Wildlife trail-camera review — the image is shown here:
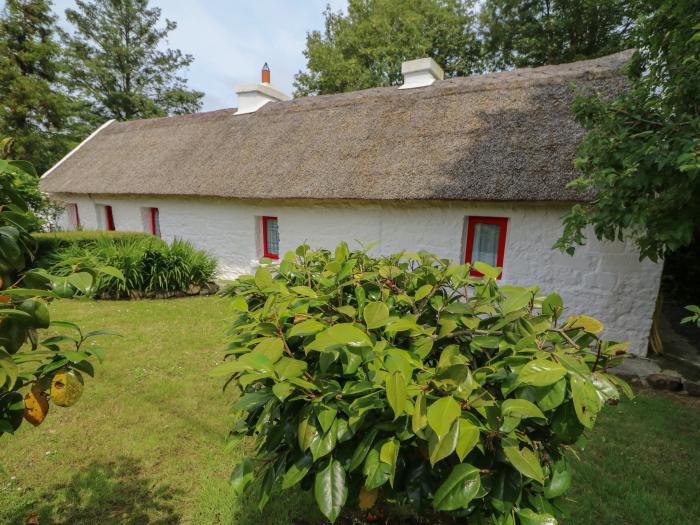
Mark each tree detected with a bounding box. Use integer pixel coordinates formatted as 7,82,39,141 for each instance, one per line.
556,0,700,263
0,155,116,442
479,0,637,69
0,0,82,174
293,0,481,97
62,0,203,121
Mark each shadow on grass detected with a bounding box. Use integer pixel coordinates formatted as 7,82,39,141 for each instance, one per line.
9,456,182,525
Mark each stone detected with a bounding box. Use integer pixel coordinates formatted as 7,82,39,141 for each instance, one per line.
205,281,220,294
187,284,201,296
646,373,683,391
609,356,662,381
683,380,700,397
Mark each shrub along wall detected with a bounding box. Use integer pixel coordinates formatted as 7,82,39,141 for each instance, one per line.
33,231,218,299
218,243,631,525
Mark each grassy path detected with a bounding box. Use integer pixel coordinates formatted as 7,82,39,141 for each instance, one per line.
0,297,698,524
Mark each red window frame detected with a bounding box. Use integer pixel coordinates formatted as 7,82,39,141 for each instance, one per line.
262,216,279,260
67,203,80,229
465,216,508,279
149,207,161,237
105,205,115,231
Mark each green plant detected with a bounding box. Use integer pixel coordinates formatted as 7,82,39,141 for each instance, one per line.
216,243,632,524
0,157,116,443
681,305,700,329
44,234,216,298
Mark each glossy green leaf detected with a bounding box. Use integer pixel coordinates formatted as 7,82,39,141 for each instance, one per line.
386,371,407,419
412,392,428,433
517,508,558,525
282,454,313,489
314,459,348,523
501,399,546,420
325,323,372,347
429,420,459,465
432,463,481,511
427,396,460,438
502,440,544,484
456,418,480,461
289,319,325,337
516,359,567,387
230,459,253,494
363,301,390,329
254,267,274,289
544,458,572,499
570,373,602,429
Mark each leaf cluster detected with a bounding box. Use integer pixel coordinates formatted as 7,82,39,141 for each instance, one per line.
218,243,631,524
556,0,700,261
0,159,116,440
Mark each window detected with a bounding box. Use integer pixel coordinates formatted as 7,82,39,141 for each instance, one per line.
66,203,80,229
465,216,508,278
262,216,279,259
96,204,115,231
148,207,161,237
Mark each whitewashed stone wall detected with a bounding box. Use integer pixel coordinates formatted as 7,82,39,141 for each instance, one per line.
53,194,662,356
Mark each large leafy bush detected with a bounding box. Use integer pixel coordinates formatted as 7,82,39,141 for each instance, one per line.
40,234,217,298
217,243,631,524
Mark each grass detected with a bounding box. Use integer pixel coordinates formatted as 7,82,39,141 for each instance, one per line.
0,297,699,524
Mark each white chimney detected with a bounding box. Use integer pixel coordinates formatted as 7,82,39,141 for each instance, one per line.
235,63,290,115
399,58,444,89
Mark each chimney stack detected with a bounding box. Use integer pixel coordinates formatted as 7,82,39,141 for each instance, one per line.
235,62,290,115
399,58,444,89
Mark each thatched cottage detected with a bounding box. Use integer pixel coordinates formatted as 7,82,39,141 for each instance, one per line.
40,51,662,355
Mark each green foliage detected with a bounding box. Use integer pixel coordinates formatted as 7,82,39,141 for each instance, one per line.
479,0,636,69
33,230,153,268
218,243,631,524
0,1,86,174
62,0,204,121
681,305,700,329
293,0,482,96
44,234,216,298
0,157,113,441
556,0,700,262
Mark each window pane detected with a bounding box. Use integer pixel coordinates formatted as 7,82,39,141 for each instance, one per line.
472,223,500,266
265,218,279,256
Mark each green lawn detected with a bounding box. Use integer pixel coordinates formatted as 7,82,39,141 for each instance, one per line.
0,298,698,524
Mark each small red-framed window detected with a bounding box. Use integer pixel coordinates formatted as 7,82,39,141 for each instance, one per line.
149,207,161,237
105,205,115,231
66,203,80,229
465,216,508,279
262,216,279,259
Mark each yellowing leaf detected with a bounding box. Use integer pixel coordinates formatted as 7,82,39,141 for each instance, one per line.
359,485,379,510
567,315,604,334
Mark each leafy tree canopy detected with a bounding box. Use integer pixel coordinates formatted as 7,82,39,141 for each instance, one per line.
62,0,204,121
293,0,482,97
556,0,700,262
0,0,83,174
479,0,637,69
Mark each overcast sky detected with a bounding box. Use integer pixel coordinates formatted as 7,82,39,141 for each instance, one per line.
51,0,348,111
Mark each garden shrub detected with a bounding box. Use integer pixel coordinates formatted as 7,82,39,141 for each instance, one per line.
216,243,632,524
43,233,217,298
33,230,154,268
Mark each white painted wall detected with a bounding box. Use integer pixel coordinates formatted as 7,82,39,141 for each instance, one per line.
53,194,662,356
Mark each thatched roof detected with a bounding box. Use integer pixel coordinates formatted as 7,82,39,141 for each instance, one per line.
40,51,632,202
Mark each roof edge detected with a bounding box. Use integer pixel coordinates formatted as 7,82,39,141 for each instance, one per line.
41,119,116,180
